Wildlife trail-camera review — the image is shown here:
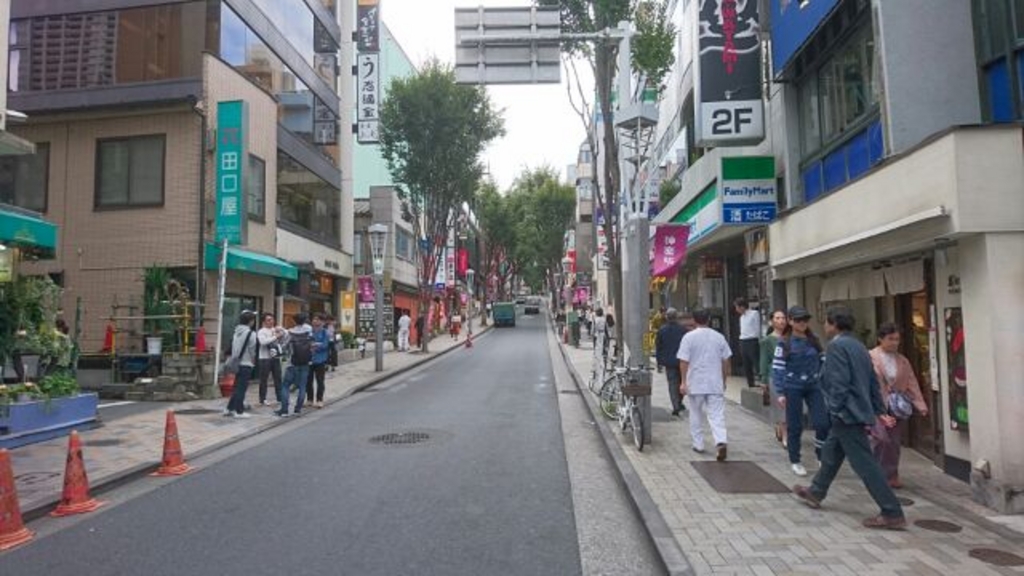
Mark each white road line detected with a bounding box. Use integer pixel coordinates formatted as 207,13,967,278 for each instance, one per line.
98,401,136,409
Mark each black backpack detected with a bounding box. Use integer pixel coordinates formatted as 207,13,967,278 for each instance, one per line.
289,332,313,366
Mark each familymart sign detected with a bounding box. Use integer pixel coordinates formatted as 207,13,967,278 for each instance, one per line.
721,156,776,225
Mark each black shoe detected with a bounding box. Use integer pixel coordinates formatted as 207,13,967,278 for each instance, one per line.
671,409,680,417
716,443,728,461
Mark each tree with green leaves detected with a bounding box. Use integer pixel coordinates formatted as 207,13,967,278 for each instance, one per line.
476,180,519,302
379,60,504,350
536,0,675,345
507,167,576,296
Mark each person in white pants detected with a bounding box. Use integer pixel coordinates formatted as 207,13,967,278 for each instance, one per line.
677,308,733,461
397,310,411,352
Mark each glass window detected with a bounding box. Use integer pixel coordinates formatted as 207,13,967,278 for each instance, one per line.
396,229,412,261
353,232,363,266
799,75,820,153
248,154,266,222
277,151,340,245
8,3,204,93
251,0,315,66
96,135,165,208
803,27,878,151
0,143,49,212
1015,0,1024,41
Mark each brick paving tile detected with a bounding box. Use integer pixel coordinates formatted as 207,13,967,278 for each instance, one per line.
560,340,1024,576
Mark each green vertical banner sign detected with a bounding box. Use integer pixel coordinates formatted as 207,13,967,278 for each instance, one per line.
216,100,248,245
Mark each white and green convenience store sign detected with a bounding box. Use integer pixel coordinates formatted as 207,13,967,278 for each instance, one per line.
670,183,720,246
721,156,776,225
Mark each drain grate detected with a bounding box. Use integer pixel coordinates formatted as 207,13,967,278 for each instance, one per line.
176,408,222,415
897,497,915,507
969,548,1024,567
369,431,431,446
915,519,963,533
559,390,581,395
87,438,122,447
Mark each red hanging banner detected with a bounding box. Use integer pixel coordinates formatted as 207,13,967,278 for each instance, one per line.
652,224,690,279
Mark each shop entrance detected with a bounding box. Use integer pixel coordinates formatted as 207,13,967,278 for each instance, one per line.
894,270,941,463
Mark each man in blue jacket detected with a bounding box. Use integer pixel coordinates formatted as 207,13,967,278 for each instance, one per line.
655,308,687,416
792,306,905,529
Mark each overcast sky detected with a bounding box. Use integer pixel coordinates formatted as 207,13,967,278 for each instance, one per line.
382,0,594,190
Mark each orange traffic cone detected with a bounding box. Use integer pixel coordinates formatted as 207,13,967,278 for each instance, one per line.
151,410,193,477
51,430,104,517
0,449,34,551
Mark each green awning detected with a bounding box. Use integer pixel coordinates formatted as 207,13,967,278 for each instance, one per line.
0,206,58,253
204,243,298,280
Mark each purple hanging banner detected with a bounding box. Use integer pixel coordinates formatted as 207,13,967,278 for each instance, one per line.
652,224,690,279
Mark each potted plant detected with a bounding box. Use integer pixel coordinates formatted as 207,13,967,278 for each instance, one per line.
142,266,174,355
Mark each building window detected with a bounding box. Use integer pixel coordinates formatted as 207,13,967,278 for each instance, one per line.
353,232,363,266
95,135,165,208
974,0,1024,121
801,25,878,155
0,143,49,212
248,154,266,222
277,150,340,245
395,228,414,261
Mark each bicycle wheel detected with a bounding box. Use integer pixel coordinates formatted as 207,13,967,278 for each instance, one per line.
598,377,620,419
617,397,629,432
631,405,644,451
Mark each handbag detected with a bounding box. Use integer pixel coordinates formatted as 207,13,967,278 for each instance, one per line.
887,390,914,420
221,330,254,375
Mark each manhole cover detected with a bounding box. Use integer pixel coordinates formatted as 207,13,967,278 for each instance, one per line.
175,408,221,415
87,438,122,447
915,519,963,533
559,390,581,395
369,432,431,446
969,548,1024,567
897,497,915,507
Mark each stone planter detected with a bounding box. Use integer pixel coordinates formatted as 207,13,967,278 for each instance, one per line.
0,393,100,449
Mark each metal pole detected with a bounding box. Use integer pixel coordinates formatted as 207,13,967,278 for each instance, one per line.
374,272,384,372
212,237,229,390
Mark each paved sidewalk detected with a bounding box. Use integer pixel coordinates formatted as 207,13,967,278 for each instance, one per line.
9,330,485,518
559,338,1024,576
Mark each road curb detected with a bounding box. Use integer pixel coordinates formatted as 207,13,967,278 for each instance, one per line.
552,330,695,576
22,327,491,521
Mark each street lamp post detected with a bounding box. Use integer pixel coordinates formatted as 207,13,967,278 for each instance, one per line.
368,223,388,372
466,268,475,345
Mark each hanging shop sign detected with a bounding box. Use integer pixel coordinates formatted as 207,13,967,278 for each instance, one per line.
356,53,380,144
357,276,375,303
341,291,356,332
744,228,769,266
313,96,338,146
694,0,764,145
652,224,690,279
215,100,248,245
357,292,393,339
721,156,777,225
357,0,381,52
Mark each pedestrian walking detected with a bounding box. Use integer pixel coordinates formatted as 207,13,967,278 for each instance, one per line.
276,313,313,417
792,306,906,530
256,313,286,406
397,310,411,351
677,308,732,461
305,314,330,408
450,312,462,340
772,306,828,477
223,310,257,419
759,309,788,446
591,308,607,360
325,315,339,372
734,298,761,388
655,308,687,416
869,322,929,489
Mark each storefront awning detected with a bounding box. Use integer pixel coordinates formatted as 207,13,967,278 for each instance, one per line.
204,243,298,280
0,206,58,254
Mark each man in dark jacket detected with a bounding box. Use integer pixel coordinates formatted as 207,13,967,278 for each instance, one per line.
792,306,905,530
655,308,688,416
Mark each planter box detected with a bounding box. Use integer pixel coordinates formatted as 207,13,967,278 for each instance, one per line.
0,393,100,449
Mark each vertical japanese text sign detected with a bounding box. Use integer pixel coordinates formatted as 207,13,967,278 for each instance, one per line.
356,53,380,143
216,101,248,245
357,0,380,52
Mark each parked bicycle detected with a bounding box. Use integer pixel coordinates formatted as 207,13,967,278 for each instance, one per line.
597,365,649,451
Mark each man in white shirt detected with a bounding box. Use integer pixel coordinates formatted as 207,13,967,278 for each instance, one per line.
397,310,411,351
678,308,733,461
734,297,761,388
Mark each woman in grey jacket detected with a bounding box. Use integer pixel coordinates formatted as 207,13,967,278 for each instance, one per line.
224,311,258,418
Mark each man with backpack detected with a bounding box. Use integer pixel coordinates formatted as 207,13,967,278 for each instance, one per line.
276,313,314,417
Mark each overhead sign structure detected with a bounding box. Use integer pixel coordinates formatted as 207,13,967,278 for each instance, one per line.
694,0,764,145
215,100,248,245
454,6,561,85
720,156,776,225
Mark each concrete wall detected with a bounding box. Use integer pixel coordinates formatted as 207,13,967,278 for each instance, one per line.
875,0,982,155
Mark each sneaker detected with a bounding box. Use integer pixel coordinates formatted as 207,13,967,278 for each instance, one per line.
716,443,728,462
692,447,705,454
232,412,251,419
792,485,822,509
259,400,269,406
275,412,291,418
221,408,232,417
862,515,907,530
791,463,808,477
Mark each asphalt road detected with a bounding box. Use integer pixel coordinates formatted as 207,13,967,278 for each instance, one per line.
1,314,659,575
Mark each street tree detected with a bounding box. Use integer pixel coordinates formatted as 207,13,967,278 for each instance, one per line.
536,0,674,346
507,167,576,296
476,180,519,302
379,60,505,350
